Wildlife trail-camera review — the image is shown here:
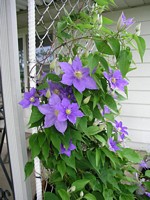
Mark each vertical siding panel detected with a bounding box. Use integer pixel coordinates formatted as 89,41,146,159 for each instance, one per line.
105,5,150,151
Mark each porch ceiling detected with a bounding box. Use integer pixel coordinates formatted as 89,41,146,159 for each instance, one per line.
16,0,150,12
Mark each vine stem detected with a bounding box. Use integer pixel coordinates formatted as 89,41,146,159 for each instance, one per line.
29,36,93,77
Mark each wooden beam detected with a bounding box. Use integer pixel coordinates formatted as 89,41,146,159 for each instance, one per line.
0,0,32,199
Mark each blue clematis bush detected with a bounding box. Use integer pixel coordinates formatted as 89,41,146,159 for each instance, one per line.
19,0,149,199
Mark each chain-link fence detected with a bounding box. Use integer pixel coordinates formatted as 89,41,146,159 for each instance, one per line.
34,0,93,76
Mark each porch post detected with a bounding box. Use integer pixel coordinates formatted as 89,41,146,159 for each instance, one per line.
0,0,32,199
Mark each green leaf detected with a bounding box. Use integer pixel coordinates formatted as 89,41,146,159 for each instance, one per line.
93,106,103,120
99,56,109,72
119,194,134,200
72,179,89,191
45,127,61,151
106,122,113,137
24,161,34,179
96,148,101,167
95,135,106,146
102,147,119,168
38,132,46,147
29,134,41,158
84,193,96,200
87,151,99,171
46,73,61,82
51,132,61,151
57,161,66,178
63,156,76,170
118,50,132,77
133,35,146,62
143,181,150,191
29,118,44,128
93,94,100,109
121,148,142,163
29,106,44,124
103,188,113,200
81,105,93,120
73,88,83,106
105,94,118,113
42,141,50,160
57,21,67,33
115,91,127,101
95,40,113,55
93,74,103,91
88,53,99,73
76,116,87,132
108,37,120,58
60,32,71,39
145,170,150,178
85,126,100,136
102,16,114,25
95,0,111,6
37,82,49,90
44,192,60,200
104,113,114,122
58,189,70,200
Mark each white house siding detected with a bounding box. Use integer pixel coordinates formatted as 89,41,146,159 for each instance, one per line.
104,5,150,151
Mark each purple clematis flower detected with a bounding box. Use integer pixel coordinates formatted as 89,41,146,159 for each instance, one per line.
58,98,84,124
37,72,47,84
49,81,63,97
140,160,148,169
115,120,128,135
60,140,76,157
102,105,110,116
103,69,128,92
19,88,39,108
118,133,126,142
38,94,67,134
145,192,150,197
117,12,134,32
38,89,48,97
59,57,97,93
62,86,76,102
108,137,120,152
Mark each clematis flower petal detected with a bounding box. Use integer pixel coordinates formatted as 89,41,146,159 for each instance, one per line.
38,104,51,115
55,120,67,134
60,140,76,157
19,99,31,108
108,137,120,152
59,57,97,93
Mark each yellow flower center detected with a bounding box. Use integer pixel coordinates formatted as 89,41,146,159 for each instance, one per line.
118,127,121,132
54,110,59,116
111,77,116,83
54,89,60,95
66,109,71,115
30,97,35,102
74,71,83,79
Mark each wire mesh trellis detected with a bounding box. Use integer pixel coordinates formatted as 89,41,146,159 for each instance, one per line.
30,1,94,196
34,0,94,77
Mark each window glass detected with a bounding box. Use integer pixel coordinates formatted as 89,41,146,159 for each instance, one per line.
18,38,25,93
36,34,53,73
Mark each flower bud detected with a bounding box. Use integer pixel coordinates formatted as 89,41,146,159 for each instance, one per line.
83,95,91,104
80,191,84,197
135,23,141,36
67,186,76,193
45,89,51,98
117,12,134,32
99,123,105,131
50,59,57,70
68,58,72,64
